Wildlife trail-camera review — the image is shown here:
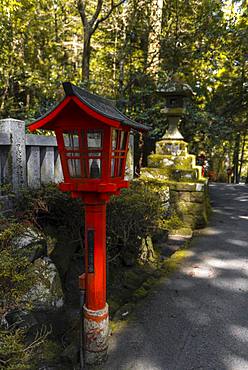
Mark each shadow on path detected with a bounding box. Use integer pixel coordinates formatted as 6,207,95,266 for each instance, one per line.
97,184,248,370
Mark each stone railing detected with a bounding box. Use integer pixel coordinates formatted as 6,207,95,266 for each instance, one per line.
0,118,63,193
0,118,134,194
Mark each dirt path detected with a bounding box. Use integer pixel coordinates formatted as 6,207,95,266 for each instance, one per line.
97,184,248,370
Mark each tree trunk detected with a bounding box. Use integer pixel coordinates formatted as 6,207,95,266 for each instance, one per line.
238,133,246,181
233,133,240,183
82,33,91,86
147,0,163,76
135,132,145,177
78,0,125,86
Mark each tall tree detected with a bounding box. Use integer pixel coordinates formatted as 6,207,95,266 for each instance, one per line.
77,0,126,85
147,0,163,76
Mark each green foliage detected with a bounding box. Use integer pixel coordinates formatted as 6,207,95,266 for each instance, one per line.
0,217,53,369
0,328,30,370
0,221,36,312
107,181,164,260
0,187,84,369
15,184,84,232
159,213,184,232
0,0,247,178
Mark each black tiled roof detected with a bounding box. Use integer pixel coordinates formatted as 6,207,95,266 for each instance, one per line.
63,82,151,131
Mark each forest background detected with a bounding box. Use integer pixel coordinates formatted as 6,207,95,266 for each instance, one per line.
0,0,247,182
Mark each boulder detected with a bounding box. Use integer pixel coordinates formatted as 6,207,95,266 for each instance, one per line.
24,257,64,310
14,227,47,262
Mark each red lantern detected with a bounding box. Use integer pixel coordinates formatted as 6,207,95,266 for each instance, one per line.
28,82,150,365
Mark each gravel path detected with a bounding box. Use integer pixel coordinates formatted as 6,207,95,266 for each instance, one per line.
98,184,248,370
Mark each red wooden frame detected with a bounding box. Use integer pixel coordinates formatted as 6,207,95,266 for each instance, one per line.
28,94,130,196
27,85,150,351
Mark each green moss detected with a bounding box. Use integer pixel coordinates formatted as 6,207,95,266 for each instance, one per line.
108,241,193,331
142,277,157,290
159,213,185,231
162,249,191,275
132,286,149,301
171,169,197,182
174,156,193,169
147,154,175,168
141,167,172,179
38,340,62,363
169,227,192,237
138,177,169,190
110,320,127,333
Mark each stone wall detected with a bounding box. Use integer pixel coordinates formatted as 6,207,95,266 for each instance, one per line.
169,182,210,231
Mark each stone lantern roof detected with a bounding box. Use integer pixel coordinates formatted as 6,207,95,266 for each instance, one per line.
157,80,194,97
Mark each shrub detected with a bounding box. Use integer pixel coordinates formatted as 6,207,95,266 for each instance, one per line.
107,181,164,261
0,218,51,370
0,221,36,312
15,184,84,233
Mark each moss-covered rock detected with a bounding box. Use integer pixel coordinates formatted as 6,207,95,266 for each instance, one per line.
171,169,198,182
169,227,193,237
155,140,187,156
148,154,175,168
190,192,204,203
140,167,171,180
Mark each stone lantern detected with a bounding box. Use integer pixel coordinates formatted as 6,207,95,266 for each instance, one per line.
141,79,203,183
157,80,194,141
140,80,209,236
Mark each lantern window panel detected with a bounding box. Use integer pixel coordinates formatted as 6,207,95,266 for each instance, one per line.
112,129,118,150
88,152,102,178
63,131,80,151
111,129,128,178
67,158,82,178
87,130,103,149
65,152,86,178
120,131,127,150
111,157,126,178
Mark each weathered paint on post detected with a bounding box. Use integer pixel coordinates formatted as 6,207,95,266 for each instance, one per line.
83,304,109,365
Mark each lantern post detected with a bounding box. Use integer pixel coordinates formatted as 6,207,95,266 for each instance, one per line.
28,82,150,365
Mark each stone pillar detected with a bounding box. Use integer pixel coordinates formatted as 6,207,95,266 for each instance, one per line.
27,146,41,188
40,147,55,184
54,148,64,183
0,119,26,192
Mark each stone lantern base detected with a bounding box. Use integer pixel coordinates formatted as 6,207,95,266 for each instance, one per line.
140,137,209,234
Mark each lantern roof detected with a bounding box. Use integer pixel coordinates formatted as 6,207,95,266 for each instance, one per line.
157,80,194,97
28,82,151,132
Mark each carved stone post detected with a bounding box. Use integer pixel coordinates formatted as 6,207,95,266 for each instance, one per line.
0,119,26,192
